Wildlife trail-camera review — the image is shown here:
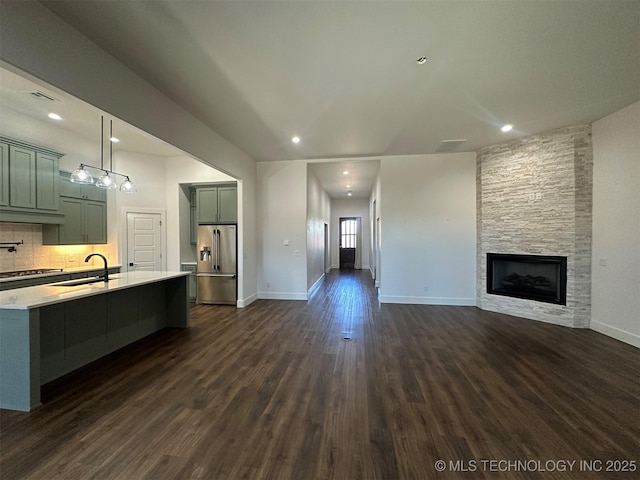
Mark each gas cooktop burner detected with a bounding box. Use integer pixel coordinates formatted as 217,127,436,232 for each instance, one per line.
0,268,64,278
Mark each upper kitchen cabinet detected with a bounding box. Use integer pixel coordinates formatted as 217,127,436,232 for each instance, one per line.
0,136,64,224
195,183,237,224
58,171,106,202
42,171,107,245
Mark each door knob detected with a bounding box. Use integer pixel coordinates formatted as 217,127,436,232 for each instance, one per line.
129,262,134,266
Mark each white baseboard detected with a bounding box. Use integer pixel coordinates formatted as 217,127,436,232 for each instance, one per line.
590,321,640,348
237,292,258,308
379,295,476,306
258,292,308,300
308,274,325,296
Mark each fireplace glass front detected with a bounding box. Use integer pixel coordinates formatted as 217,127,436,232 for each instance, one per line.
487,253,567,305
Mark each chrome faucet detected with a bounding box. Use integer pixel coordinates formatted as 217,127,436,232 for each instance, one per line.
85,253,109,282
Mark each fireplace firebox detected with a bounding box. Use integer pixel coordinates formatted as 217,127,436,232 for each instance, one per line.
487,253,567,305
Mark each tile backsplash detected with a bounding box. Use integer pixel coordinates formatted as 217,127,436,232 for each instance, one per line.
0,223,112,272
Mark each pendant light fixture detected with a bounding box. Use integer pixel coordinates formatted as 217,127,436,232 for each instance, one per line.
70,115,136,193
69,164,93,184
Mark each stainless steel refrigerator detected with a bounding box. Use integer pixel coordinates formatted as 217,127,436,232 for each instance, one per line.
197,224,237,305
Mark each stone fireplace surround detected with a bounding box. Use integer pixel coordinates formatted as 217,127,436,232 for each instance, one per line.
477,125,592,328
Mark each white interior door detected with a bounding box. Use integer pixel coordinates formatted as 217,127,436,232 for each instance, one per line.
126,212,163,271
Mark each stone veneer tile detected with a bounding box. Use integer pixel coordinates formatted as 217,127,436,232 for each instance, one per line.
477,125,592,328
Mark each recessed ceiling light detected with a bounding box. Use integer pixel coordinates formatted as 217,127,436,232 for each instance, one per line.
346,184,351,188
109,137,120,143
416,56,428,65
292,136,300,144
501,124,513,132
347,191,352,197
48,113,62,120
343,170,349,175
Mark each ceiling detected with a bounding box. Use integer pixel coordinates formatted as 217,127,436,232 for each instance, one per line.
15,1,640,198
0,67,183,160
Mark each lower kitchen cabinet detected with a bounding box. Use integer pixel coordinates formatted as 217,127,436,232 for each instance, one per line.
181,263,197,302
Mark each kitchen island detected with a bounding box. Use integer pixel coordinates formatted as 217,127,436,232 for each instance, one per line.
0,271,190,411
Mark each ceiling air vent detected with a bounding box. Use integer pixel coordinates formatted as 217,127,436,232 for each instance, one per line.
25,90,59,102
435,139,467,153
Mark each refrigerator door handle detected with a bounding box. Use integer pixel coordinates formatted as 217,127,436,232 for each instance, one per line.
212,228,218,271
217,229,222,271
197,273,236,278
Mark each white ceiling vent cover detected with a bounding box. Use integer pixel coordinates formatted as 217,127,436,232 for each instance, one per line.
435,139,467,153
24,90,59,102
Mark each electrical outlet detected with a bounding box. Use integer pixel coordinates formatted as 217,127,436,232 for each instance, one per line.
267,282,271,288
423,284,429,292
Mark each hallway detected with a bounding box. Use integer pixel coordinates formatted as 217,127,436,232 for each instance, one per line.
1,270,638,479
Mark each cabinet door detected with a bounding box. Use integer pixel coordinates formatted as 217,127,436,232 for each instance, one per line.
36,152,59,210
59,172,79,198
83,183,106,202
181,264,197,301
218,186,237,223
58,198,85,244
65,296,108,368
0,142,8,206
197,187,218,223
84,201,107,244
9,145,36,209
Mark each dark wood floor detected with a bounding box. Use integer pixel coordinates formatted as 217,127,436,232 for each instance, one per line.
1,270,638,480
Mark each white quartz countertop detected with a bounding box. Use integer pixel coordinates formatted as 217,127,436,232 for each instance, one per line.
0,271,189,310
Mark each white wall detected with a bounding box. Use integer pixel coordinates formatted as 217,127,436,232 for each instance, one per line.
591,102,640,347
307,168,331,290
257,161,308,299
379,153,477,305
0,1,258,303
330,198,371,270
109,151,168,263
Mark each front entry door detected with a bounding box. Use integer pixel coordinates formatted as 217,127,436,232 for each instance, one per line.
126,212,163,271
339,217,357,270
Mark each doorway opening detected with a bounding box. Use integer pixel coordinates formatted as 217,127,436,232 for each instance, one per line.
339,217,361,270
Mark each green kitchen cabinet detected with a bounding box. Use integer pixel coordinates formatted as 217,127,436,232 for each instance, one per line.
42,172,107,245
181,263,197,301
43,198,106,245
194,183,237,224
35,152,59,210
196,187,218,223
0,142,8,206
0,136,64,223
9,144,36,209
58,171,106,202
218,186,238,223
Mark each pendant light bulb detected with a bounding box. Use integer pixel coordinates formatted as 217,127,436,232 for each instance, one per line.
120,177,137,193
96,171,117,189
70,164,94,184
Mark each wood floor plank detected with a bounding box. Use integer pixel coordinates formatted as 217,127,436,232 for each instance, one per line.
1,270,638,479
